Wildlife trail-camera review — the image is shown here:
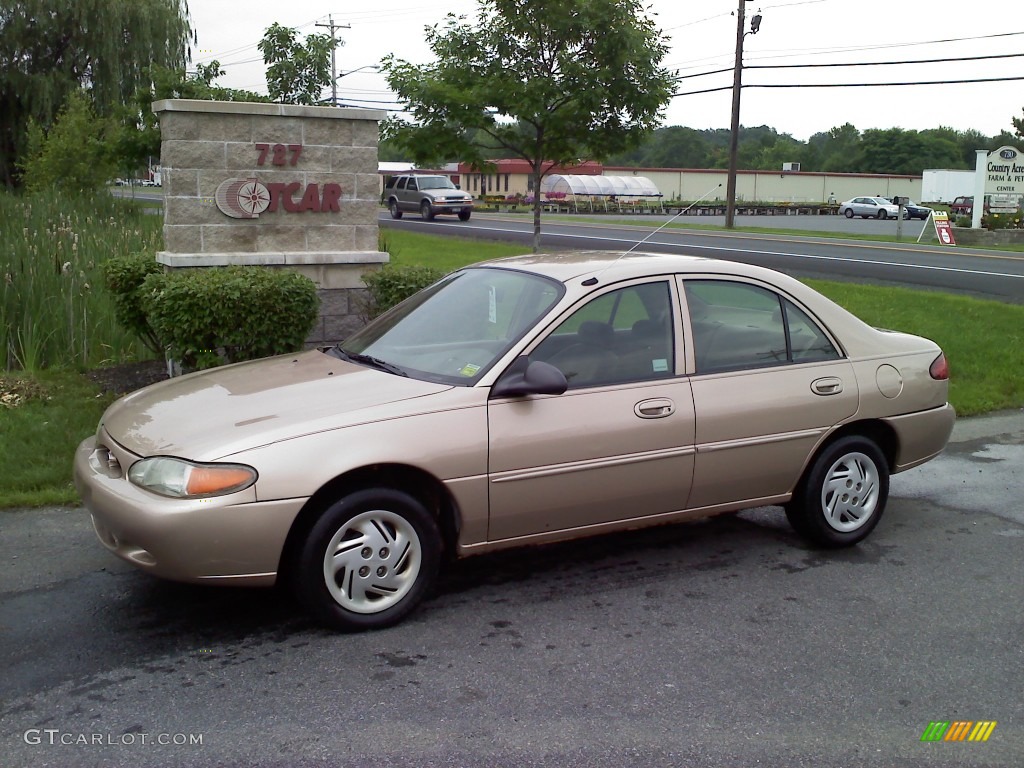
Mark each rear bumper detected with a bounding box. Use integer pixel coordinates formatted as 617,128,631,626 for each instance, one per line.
883,403,956,472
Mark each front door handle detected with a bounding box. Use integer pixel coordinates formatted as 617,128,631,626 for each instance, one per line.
811,377,844,396
635,398,675,419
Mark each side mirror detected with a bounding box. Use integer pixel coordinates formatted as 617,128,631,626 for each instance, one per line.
491,356,567,398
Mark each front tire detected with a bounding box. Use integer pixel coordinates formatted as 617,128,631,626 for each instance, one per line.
785,436,889,548
295,488,441,631
458,209,471,221
421,201,435,221
388,200,403,219
876,210,887,219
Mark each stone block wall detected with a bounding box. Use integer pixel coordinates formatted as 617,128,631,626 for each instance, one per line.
153,99,389,346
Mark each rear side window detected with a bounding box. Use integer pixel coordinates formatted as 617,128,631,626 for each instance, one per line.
396,177,408,190
685,280,839,374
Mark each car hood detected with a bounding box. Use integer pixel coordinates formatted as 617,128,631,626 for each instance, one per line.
102,350,453,460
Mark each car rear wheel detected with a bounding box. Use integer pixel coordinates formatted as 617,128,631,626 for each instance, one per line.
295,488,441,631
421,201,435,221
388,200,403,219
843,208,854,218
785,435,889,548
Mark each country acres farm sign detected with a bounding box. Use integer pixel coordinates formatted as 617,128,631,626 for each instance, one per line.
984,146,1024,196
215,143,342,219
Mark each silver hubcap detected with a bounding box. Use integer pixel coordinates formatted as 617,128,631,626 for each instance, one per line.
820,451,879,532
322,509,421,614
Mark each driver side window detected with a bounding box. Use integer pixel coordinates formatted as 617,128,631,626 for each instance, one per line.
532,281,675,388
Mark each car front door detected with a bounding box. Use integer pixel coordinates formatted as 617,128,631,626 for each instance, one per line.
486,279,695,541
682,278,858,509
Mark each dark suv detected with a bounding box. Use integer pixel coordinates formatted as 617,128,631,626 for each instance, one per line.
384,175,474,221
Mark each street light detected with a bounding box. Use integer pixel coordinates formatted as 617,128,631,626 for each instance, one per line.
725,3,762,229
338,64,379,78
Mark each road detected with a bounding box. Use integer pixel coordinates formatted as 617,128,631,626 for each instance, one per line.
383,212,1024,304
1,412,1022,767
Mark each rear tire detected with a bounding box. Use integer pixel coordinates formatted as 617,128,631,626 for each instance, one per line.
294,488,441,631
843,208,854,219
785,435,889,548
388,200,403,219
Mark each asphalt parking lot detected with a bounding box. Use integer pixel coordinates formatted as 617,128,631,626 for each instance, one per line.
1,410,1021,767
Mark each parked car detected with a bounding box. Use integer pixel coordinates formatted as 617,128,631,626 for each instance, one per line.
75,251,955,631
892,199,932,220
838,196,903,219
384,174,474,221
950,196,975,217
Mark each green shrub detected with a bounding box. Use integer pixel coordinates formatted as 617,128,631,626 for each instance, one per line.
102,253,165,355
360,264,447,320
142,266,319,370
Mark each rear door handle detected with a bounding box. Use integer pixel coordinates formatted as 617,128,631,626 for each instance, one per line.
635,398,675,419
811,377,843,396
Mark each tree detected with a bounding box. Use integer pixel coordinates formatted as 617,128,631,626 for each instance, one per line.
116,61,271,179
18,90,118,192
258,23,335,105
0,0,191,187
380,0,675,251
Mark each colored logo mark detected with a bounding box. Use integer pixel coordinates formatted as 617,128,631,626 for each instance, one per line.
920,721,997,742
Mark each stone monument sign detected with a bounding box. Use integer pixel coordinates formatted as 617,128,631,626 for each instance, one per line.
153,99,388,344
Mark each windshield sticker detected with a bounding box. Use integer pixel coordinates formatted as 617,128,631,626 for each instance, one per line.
459,363,481,377
488,286,498,324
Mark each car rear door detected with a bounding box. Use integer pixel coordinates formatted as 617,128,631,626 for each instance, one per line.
486,279,695,541
682,277,859,509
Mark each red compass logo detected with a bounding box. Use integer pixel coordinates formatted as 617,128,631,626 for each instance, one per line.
215,178,271,219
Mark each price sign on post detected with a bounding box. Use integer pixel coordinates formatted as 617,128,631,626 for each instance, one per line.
932,211,957,246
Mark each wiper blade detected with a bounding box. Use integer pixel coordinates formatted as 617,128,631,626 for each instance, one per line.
335,348,408,377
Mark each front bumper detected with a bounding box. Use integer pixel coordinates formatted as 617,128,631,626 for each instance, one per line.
74,432,305,586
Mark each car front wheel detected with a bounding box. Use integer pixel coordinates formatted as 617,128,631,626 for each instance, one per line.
421,201,435,221
458,210,471,221
785,435,889,548
876,210,887,219
388,200,403,219
295,488,442,631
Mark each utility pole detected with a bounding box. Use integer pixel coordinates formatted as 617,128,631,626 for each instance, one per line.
315,15,350,106
725,2,761,229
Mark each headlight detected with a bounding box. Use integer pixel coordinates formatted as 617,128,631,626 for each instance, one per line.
128,457,257,499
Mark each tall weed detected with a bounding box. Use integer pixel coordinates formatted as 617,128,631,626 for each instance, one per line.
0,190,162,370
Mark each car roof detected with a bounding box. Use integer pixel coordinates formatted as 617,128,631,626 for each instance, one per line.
474,250,790,286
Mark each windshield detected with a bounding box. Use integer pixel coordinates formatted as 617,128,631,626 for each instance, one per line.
418,176,456,190
340,268,564,385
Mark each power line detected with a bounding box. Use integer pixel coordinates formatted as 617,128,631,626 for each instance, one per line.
674,74,1024,96
675,51,1024,82
746,51,1024,70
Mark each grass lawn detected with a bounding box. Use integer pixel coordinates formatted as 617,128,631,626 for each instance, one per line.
2,229,1022,508
0,369,112,507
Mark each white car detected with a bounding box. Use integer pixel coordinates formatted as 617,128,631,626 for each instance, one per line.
839,197,902,220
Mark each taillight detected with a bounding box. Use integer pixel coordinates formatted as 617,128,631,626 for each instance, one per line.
929,352,949,380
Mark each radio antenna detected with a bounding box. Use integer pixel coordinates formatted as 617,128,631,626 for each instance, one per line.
582,182,724,285
625,182,724,255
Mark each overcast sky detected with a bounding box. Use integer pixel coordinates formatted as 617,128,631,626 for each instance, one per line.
187,0,1022,143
